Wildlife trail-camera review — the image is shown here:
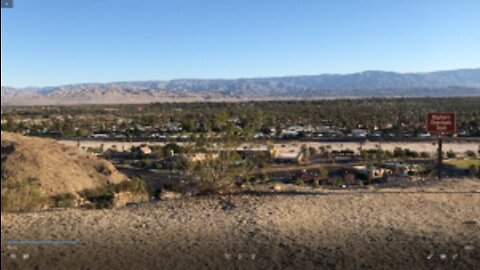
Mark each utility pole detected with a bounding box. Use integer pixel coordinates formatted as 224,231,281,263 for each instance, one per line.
427,112,455,181
437,136,442,180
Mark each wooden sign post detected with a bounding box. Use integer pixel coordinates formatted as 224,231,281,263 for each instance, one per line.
427,112,456,179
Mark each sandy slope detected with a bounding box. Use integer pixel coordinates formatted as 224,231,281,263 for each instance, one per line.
2,180,480,270
1,132,128,197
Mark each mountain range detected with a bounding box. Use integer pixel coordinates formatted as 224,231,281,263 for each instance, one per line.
2,68,480,105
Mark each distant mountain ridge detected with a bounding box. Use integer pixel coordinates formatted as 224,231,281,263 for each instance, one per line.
2,69,480,105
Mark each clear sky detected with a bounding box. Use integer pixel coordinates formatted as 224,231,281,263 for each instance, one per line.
1,0,479,88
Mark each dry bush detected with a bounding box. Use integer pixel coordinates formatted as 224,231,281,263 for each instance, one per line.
187,151,250,194
79,178,147,209
1,177,49,212
52,193,77,208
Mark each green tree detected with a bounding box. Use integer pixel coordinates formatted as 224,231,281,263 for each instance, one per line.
186,139,252,193
446,150,456,159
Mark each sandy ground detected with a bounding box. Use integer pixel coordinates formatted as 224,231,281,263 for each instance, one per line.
61,139,480,156
280,141,480,156
2,180,480,270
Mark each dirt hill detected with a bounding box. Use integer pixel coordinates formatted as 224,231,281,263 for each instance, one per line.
1,132,128,197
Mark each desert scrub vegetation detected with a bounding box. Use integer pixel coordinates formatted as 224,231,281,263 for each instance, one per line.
94,162,114,176
113,177,148,194
158,182,188,194
186,150,252,194
52,193,77,208
1,176,49,212
80,186,115,209
79,177,147,209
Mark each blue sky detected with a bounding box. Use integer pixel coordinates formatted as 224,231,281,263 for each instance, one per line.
1,0,479,87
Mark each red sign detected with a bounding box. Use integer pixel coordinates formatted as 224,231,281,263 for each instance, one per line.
427,112,456,134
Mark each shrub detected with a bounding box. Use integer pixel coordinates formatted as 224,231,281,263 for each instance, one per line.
246,176,257,184
384,150,393,159
139,158,153,168
335,178,344,185
160,156,189,170
446,150,456,159
82,191,114,208
86,147,103,154
344,173,356,185
405,149,419,159
469,165,479,178
52,193,77,208
465,150,477,159
318,166,329,177
417,164,431,175
420,152,431,158
160,182,186,194
1,177,49,212
393,147,405,159
295,178,304,186
79,186,114,209
245,152,270,169
79,178,147,209
95,163,113,175
311,181,320,189
186,150,250,194
113,177,147,194
162,143,184,156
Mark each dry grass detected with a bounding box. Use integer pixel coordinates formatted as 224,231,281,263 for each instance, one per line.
1,176,49,212
445,159,480,169
1,132,128,198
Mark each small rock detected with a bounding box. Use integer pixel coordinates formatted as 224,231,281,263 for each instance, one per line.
464,245,475,251
159,191,182,201
273,184,283,192
463,220,477,225
220,200,236,211
135,223,148,229
439,254,447,260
